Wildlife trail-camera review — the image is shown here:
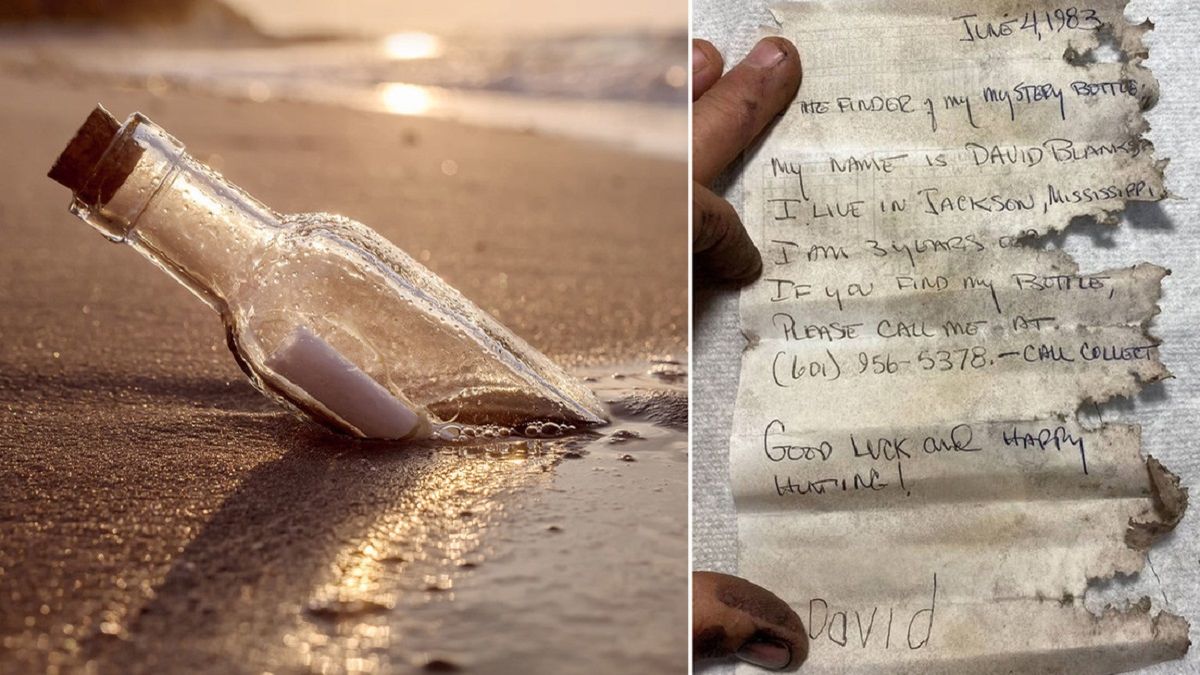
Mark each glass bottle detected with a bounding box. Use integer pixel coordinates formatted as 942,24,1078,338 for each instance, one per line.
49,106,607,440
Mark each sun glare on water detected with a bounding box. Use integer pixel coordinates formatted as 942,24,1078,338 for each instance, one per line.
378,83,434,116
381,32,442,60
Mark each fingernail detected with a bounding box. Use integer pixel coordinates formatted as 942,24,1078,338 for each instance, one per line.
693,44,709,72
737,637,792,670
746,39,787,69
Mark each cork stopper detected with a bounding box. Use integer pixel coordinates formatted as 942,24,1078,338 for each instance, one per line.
47,105,143,206
48,105,119,191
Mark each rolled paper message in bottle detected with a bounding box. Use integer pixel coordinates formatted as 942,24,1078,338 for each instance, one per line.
48,106,608,440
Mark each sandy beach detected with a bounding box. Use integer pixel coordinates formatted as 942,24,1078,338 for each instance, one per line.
0,57,686,674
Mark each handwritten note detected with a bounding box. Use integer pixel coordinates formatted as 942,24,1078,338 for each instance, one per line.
729,1,1189,671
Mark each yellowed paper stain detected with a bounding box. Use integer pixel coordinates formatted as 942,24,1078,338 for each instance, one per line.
730,1,1190,671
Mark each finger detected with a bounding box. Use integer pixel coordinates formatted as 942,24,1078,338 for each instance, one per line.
692,39,725,101
693,183,761,283
693,37,802,185
693,572,808,670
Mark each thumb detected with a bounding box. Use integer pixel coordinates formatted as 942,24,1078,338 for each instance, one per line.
693,183,762,284
693,572,808,670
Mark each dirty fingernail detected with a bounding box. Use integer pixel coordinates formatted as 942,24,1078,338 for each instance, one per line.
736,637,792,670
746,38,787,69
693,44,710,72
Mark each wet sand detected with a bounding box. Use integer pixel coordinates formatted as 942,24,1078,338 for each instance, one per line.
0,72,686,673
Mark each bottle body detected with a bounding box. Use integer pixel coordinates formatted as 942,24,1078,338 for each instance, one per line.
55,108,607,439
230,211,608,435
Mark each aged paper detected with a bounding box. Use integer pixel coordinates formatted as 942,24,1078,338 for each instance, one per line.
730,1,1190,672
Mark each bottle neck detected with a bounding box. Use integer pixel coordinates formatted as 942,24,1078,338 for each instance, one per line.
73,114,280,310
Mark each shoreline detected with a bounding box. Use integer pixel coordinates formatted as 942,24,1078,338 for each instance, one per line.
0,28,688,160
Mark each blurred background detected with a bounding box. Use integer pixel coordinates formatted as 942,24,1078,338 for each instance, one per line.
0,0,686,156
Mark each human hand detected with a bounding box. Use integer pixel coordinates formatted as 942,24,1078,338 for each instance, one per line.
693,37,802,283
693,571,808,670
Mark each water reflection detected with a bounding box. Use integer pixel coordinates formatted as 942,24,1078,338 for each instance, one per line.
84,413,565,674
293,439,557,673
378,83,435,116
381,32,443,61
